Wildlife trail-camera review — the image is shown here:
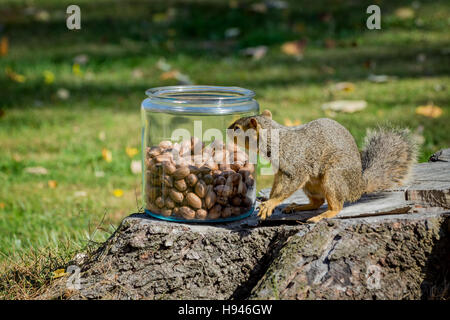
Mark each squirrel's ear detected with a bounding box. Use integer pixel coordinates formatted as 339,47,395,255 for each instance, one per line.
249,118,258,129
262,109,272,119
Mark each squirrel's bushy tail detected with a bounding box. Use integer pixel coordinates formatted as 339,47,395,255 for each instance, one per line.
361,127,418,193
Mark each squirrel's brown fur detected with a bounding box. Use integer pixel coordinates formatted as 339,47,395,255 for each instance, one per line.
228,110,417,223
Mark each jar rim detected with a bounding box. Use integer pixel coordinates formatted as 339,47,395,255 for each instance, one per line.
142,85,258,114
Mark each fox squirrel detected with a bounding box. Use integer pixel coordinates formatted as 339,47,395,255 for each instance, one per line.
228,110,417,223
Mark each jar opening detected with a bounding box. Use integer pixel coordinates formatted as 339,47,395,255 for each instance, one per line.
142,85,259,114
145,86,255,104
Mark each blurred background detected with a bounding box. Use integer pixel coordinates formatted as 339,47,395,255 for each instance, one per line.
0,0,449,297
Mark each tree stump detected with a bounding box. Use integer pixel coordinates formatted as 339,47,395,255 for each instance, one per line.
40,150,450,300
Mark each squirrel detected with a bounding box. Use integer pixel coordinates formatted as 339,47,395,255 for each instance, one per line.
228,110,417,223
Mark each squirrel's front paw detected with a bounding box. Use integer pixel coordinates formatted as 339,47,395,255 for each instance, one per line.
257,200,276,220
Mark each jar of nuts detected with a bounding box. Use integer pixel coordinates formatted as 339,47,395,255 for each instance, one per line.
142,86,259,222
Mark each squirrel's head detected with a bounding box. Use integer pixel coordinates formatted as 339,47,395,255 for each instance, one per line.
227,110,272,152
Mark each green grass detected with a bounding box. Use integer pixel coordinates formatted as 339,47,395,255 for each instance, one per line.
0,0,449,298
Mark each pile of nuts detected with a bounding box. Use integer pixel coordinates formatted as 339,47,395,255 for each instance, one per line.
145,137,255,220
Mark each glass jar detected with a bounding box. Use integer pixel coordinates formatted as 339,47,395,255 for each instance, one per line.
141,86,259,222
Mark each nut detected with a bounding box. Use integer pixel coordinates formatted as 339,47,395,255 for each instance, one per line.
145,139,256,220
205,188,216,209
148,146,161,158
195,180,207,198
173,166,190,180
222,206,232,218
203,174,213,185
159,140,172,149
165,197,175,209
186,192,202,209
195,209,208,220
162,175,173,188
186,174,198,187
174,179,188,192
208,204,222,219
169,188,184,203
214,176,226,186
160,208,172,217
179,206,195,220
155,196,165,208
162,161,176,175
231,196,241,206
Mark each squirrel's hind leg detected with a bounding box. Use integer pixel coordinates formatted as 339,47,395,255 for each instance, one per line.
258,171,307,220
282,196,324,213
306,192,343,223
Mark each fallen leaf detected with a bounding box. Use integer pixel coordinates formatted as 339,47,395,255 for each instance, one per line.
98,131,106,141
102,148,112,163
415,104,443,118
43,70,54,84
126,147,139,158
395,7,415,19
72,63,82,76
35,10,50,22
0,36,8,56
132,68,143,79
284,118,302,127
56,88,70,100
24,167,48,175
52,268,66,279
281,40,306,58
250,3,267,13
224,27,240,38
5,67,26,83
368,74,396,83
267,0,288,9
48,180,57,188
73,54,89,65
74,191,87,197
156,58,172,72
0,202,5,209
160,70,179,80
95,171,105,178
131,160,142,174
321,100,367,113
240,46,268,60
333,82,355,92
112,189,124,197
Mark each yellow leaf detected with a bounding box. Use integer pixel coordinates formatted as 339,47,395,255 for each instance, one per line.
283,118,302,127
281,40,305,57
43,70,55,84
52,268,67,279
160,70,179,80
415,105,443,118
102,148,112,162
48,180,57,188
72,63,82,76
0,202,5,209
5,67,26,83
125,147,139,158
112,189,124,197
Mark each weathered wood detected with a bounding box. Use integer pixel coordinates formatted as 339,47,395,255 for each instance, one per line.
38,150,450,300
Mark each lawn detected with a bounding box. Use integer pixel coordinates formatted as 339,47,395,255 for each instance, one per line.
0,0,449,298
